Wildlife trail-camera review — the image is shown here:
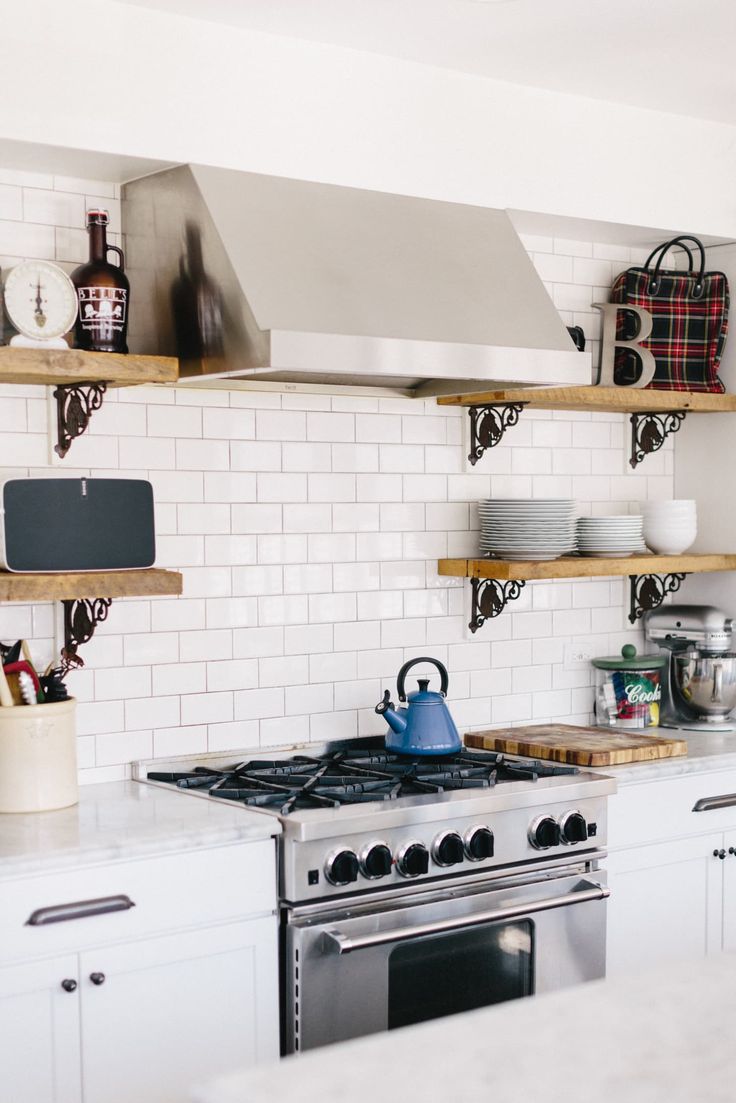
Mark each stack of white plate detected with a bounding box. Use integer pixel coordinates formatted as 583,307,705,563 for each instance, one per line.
576,515,646,558
478,499,576,560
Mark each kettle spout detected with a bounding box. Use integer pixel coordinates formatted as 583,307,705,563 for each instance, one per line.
375,689,407,734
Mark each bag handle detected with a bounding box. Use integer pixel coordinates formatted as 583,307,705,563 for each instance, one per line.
644,238,694,273
645,235,706,299
396,657,449,702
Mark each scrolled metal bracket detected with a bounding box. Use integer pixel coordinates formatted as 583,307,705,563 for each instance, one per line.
629,411,686,469
468,403,527,466
470,577,526,633
628,573,686,625
53,381,108,459
61,598,113,674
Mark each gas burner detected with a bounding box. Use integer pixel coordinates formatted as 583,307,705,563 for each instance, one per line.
148,745,578,815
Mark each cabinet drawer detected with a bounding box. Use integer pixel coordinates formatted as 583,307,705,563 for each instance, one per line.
609,768,736,849
0,840,277,965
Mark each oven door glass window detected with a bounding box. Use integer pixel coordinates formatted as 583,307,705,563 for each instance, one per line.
388,920,533,1030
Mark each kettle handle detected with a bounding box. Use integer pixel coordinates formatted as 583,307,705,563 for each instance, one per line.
397,657,449,703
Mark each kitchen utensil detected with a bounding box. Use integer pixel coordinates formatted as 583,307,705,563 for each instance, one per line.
465,724,687,766
3,259,78,349
0,661,14,708
671,650,736,723
575,515,645,557
644,604,736,731
478,498,577,560
17,670,37,705
375,656,461,756
3,660,42,705
642,502,697,554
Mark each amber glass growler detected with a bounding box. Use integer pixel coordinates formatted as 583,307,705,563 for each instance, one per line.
71,210,130,353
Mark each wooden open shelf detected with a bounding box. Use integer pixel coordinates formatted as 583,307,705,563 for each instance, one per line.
0,346,178,387
439,553,736,582
436,385,736,414
0,568,183,603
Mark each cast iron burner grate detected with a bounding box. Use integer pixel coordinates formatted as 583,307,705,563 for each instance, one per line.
148,747,578,816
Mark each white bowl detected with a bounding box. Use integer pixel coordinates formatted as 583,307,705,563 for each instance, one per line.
643,519,697,532
643,526,697,554
645,539,696,555
642,508,697,520
642,502,697,517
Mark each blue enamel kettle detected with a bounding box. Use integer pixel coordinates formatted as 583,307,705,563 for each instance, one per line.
375,656,461,756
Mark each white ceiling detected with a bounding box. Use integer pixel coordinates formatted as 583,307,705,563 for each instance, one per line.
118,0,736,125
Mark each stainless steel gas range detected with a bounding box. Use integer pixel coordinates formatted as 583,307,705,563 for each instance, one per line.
137,737,615,1053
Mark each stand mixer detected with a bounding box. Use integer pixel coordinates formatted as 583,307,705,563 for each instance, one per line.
644,605,736,732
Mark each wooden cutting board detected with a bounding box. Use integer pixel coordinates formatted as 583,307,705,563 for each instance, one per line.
465,724,688,766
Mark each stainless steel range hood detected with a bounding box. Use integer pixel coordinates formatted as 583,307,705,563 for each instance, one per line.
122,165,590,394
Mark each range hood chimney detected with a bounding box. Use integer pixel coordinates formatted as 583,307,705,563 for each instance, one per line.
122,165,590,394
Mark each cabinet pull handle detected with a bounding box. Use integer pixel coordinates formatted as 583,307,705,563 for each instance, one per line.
694,794,736,812
323,880,610,954
714,849,727,860
27,895,135,926
89,972,106,986
61,979,78,993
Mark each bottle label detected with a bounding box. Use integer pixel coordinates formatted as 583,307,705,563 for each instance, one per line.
77,287,127,336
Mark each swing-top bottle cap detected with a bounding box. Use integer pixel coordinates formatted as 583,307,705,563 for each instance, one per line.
86,209,109,226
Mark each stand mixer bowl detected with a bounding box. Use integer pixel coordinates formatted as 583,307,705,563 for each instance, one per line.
672,650,736,722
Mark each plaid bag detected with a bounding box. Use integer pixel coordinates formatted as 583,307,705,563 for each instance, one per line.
610,235,729,392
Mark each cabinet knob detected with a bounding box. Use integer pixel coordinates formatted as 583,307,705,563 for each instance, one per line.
61,978,77,993
730,848,736,856
89,972,106,986
714,849,727,860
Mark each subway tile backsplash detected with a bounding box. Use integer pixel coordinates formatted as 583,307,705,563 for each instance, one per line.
0,173,674,781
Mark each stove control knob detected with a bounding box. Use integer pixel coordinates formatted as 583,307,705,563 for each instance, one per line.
464,826,495,862
433,831,465,867
325,849,360,886
529,815,560,850
559,810,588,846
361,843,393,879
397,842,430,878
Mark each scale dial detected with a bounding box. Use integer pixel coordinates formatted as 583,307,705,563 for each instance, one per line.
4,260,78,341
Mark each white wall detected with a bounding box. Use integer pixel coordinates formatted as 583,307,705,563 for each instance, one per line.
0,169,676,782
675,242,736,610
2,0,736,237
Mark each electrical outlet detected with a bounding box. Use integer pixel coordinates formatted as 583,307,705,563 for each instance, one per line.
564,642,594,668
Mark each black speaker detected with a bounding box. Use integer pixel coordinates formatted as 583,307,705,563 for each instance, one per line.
0,478,156,572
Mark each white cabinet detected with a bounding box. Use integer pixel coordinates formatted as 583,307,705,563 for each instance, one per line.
80,919,278,1103
606,769,736,978
607,834,723,975
0,839,279,1103
0,955,82,1103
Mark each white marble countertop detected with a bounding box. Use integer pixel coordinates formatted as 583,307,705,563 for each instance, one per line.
0,780,280,881
594,728,736,783
193,953,736,1103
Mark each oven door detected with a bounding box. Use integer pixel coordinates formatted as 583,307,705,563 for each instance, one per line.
283,865,608,1052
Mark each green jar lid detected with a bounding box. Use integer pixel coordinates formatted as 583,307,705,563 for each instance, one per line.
591,644,666,671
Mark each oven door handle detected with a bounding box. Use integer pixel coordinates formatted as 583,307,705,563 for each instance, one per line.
321,879,610,955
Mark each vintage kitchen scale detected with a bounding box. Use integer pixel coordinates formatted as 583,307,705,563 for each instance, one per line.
3,259,78,349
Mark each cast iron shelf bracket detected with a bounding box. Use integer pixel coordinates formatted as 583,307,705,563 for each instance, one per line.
628,572,687,624
61,597,113,674
468,403,528,466
629,411,686,469
470,577,526,633
53,381,108,459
